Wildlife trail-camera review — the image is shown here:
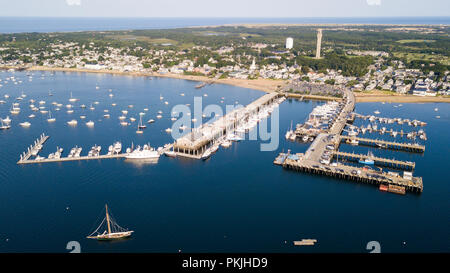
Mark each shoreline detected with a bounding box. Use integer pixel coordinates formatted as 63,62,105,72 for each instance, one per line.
2,66,450,103
25,66,284,93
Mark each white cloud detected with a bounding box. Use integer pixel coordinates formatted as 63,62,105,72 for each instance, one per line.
66,0,81,6
366,0,381,6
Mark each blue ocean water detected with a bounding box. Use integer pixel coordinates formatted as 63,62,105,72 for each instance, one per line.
0,70,449,253
0,17,449,33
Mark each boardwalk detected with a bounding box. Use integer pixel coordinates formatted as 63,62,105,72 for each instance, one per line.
173,92,280,159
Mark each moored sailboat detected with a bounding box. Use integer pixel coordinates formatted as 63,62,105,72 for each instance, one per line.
87,204,133,240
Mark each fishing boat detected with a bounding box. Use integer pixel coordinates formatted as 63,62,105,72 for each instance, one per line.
126,144,159,159
86,204,133,240
359,151,375,165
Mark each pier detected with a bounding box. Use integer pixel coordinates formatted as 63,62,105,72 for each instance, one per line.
340,135,425,153
18,153,128,165
282,154,423,193
18,133,49,162
332,151,415,170
276,88,425,194
173,92,280,159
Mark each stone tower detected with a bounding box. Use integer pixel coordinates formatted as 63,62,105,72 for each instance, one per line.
315,29,322,59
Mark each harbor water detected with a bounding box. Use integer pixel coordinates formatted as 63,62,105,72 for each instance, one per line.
0,71,449,252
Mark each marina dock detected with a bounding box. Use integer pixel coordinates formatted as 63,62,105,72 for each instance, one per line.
332,151,415,170
18,133,50,162
340,135,425,153
276,88,425,194
173,92,280,159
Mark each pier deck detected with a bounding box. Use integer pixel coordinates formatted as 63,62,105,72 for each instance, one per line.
282,156,423,193
173,92,280,159
332,151,415,170
17,153,129,165
275,88,424,194
340,135,425,153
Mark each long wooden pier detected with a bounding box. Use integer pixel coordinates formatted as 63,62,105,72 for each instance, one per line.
332,151,415,170
18,153,129,165
173,92,280,159
340,135,425,153
282,155,423,193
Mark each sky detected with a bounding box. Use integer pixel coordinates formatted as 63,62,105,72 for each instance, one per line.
0,0,449,18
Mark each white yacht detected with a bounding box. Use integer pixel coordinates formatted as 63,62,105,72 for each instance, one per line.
125,145,159,159
67,119,78,126
69,92,78,102
86,120,95,127
19,121,31,128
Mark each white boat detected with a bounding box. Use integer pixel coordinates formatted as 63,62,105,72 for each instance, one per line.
165,128,172,133
86,120,95,127
0,119,11,130
125,145,159,159
165,150,177,157
112,142,122,154
80,115,86,119
29,114,36,118
121,110,128,115
66,109,74,114
67,119,78,126
19,121,31,128
47,111,56,122
221,140,232,148
69,92,78,102
119,115,126,120
130,117,136,122
87,204,133,241
156,115,162,119
201,149,212,160
138,115,146,129
148,119,155,124
103,114,110,118
120,121,129,126
374,110,380,115
2,116,11,124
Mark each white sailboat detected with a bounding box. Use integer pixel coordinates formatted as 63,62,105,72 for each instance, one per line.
87,204,133,240
47,111,56,122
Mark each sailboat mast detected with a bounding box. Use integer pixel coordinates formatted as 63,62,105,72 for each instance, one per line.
105,204,112,235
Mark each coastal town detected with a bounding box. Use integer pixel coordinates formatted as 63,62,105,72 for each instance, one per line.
0,25,449,99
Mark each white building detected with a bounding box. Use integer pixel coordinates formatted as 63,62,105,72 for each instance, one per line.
286,37,294,49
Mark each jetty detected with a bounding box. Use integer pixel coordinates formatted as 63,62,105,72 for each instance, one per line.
275,88,425,194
